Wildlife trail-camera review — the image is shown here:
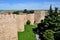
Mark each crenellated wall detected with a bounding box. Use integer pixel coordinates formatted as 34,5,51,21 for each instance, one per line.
0,14,18,40
0,11,45,40
0,13,35,40
34,11,46,23
16,14,34,32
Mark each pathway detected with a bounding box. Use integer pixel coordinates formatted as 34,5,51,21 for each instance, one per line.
35,29,41,40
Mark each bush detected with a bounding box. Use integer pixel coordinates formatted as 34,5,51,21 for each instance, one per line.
29,10,34,13
23,9,34,14
23,9,28,13
43,30,55,40
26,20,30,25
13,11,19,14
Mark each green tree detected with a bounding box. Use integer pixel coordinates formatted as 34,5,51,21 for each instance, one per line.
23,9,34,14
43,30,55,40
49,5,53,15
29,10,34,13
23,9,28,13
43,6,59,30
37,5,60,40
13,11,19,14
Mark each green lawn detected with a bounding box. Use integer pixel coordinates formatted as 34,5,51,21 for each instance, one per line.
18,24,36,40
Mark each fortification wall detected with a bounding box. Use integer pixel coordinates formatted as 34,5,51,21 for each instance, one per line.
34,11,46,23
16,14,26,32
0,14,18,40
16,14,34,32
0,13,34,40
0,11,46,40
26,14,34,24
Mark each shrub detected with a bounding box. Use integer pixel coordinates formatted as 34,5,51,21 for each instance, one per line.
26,20,31,25
29,10,34,13
23,9,28,13
23,9,34,14
13,11,19,14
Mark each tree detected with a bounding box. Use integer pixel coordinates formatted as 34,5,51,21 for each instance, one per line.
43,30,55,40
49,5,53,15
43,6,59,30
36,5,60,40
23,9,34,14
29,10,34,13
13,11,19,14
23,9,28,13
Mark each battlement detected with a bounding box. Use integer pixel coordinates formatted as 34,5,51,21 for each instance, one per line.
0,10,46,40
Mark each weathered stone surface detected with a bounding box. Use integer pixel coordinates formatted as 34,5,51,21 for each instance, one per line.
0,14,18,40
26,14,34,25
0,14,35,40
34,11,46,23
16,14,34,32
0,12,45,40
16,15,25,32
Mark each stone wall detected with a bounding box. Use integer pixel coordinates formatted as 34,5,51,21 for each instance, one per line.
26,14,34,25
0,12,45,40
0,13,35,40
16,14,34,32
34,11,46,23
16,14,26,32
0,14,18,40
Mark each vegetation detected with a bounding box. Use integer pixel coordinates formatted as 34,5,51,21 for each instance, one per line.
13,11,19,14
29,10,34,13
26,20,31,25
35,5,60,40
23,9,34,14
23,9,28,13
43,30,55,40
18,24,36,40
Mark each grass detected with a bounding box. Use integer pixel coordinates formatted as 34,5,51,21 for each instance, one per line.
18,24,36,40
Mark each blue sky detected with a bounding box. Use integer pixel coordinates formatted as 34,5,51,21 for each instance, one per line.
0,0,60,10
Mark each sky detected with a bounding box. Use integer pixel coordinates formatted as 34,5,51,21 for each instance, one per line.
0,0,60,10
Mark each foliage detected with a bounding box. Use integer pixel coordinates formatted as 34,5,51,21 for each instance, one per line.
13,11,19,14
26,20,31,25
29,10,34,13
23,9,34,14
49,5,53,14
38,5,60,31
36,5,60,40
43,30,55,40
23,9,28,13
